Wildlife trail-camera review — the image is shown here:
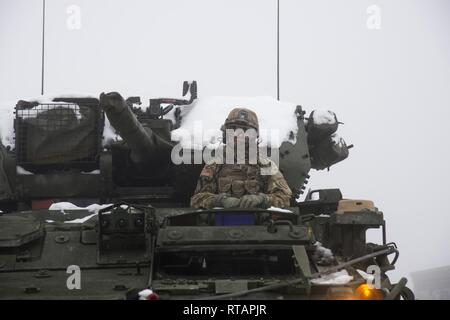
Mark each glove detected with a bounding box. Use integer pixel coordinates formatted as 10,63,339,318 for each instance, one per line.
221,197,241,208
239,193,269,208
213,193,241,208
212,193,228,207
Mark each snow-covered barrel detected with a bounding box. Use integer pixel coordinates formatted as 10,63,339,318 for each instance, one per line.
99,92,173,169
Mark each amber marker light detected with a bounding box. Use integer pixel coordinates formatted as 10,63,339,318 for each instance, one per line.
355,284,384,300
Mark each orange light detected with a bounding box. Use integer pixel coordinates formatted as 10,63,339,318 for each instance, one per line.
355,284,384,300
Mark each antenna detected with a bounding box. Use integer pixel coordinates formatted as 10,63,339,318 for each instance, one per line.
276,0,280,100
41,0,46,95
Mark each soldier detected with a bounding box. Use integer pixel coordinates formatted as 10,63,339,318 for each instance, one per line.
190,107,292,209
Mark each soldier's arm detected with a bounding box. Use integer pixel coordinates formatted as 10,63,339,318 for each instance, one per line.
265,171,293,208
190,164,219,209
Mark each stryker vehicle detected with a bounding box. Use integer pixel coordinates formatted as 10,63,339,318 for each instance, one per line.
0,81,414,300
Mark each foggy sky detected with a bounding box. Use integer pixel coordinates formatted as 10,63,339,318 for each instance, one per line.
1,0,449,288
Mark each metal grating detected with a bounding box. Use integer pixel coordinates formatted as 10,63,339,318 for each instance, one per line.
15,102,103,167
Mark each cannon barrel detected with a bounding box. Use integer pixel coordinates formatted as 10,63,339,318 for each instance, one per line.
99,92,172,167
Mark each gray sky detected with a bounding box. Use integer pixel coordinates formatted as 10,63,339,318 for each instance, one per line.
1,0,449,286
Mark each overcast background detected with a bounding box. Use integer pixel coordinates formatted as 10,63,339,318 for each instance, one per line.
1,0,449,290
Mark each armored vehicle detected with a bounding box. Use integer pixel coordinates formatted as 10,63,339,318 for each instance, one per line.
0,82,414,300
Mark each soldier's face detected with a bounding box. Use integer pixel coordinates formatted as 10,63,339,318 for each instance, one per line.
225,125,256,145
234,129,246,146
224,125,258,164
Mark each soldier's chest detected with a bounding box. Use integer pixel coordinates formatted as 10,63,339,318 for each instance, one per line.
218,164,260,179
216,164,264,196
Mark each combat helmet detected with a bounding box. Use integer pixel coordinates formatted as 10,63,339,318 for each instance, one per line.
222,107,259,132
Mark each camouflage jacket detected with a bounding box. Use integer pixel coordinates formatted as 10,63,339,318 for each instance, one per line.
190,158,292,209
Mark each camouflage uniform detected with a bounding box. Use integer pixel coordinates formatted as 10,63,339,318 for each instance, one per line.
190,158,292,209
190,107,292,209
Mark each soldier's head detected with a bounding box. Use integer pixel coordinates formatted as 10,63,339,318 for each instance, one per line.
221,108,259,161
223,108,259,133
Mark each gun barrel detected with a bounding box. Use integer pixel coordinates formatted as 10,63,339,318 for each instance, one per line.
99,92,171,166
